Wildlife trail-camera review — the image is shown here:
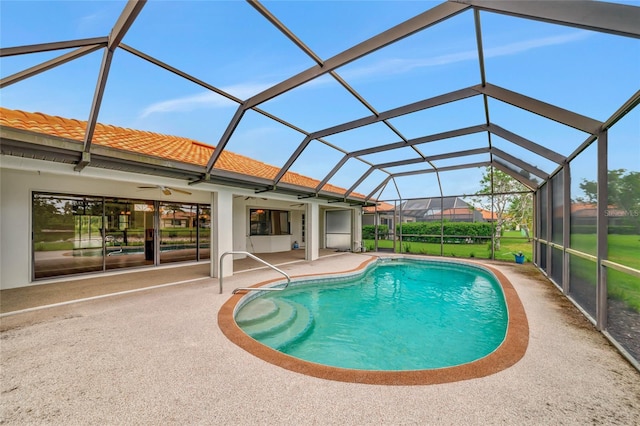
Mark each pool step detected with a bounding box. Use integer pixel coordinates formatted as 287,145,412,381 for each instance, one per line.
237,298,314,350
235,299,280,327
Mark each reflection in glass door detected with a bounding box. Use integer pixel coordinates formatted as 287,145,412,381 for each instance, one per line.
104,199,155,270
159,202,197,264
32,194,104,279
33,192,211,279
198,205,211,261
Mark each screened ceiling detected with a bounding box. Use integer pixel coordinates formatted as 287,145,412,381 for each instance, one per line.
1,0,639,203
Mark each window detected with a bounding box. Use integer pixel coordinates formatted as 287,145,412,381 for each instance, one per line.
250,209,290,235
33,191,212,279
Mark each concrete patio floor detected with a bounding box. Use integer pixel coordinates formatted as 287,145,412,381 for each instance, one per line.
1,252,639,425
0,249,338,314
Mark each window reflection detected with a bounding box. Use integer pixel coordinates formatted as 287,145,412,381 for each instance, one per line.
159,202,198,264
198,206,211,261
104,199,154,270
33,194,103,279
250,209,290,235
33,192,211,279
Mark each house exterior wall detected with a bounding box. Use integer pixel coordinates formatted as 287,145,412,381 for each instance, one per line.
1,157,211,289
307,203,320,261
290,210,304,249
211,189,234,278
1,156,362,289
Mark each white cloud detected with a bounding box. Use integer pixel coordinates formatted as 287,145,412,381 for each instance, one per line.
138,82,272,119
483,31,590,58
342,31,591,80
76,10,111,36
137,32,592,118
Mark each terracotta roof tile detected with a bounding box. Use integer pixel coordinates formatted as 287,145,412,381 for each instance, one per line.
0,107,365,199
363,201,395,213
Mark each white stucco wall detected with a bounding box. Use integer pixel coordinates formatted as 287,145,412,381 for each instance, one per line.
211,189,234,278
0,157,211,289
290,210,304,248
1,155,362,289
306,203,320,261
1,166,31,290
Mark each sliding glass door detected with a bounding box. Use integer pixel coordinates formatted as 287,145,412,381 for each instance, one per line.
33,192,212,280
159,202,198,264
33,194,104,279
104,199,155,270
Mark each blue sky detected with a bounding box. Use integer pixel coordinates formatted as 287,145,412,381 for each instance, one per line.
1,0,638,200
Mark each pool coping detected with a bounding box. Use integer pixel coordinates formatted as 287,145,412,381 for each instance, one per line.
218,256,529,386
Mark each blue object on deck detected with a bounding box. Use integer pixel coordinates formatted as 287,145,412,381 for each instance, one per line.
514,254,525,264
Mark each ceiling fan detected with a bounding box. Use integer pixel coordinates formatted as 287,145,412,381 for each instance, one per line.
233,195,267,201
137,185,192,196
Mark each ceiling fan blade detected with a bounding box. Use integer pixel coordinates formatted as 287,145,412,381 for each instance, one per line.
137,186,157,189
170,188,192,195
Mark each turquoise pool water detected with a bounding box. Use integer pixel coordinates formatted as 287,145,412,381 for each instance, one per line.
235,259,508,371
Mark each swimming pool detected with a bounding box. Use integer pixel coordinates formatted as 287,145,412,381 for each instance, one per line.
219,256,529,385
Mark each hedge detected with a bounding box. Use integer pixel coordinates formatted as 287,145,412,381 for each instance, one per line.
362,222,493,244
397,222,493,244
362,225,389,239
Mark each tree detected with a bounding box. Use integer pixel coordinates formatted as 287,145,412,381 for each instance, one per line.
507,192,533,240
469,167,530,250
577,169,640,231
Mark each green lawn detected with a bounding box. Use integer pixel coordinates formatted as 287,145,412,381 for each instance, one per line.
571,233,640,270
364,230,533,262
570,233,640,311
364,231,640,313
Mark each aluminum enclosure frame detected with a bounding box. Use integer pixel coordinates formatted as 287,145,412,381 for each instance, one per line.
2,0,638,203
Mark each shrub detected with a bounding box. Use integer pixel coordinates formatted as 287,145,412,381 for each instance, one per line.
395,222,493,244
362,225,389,239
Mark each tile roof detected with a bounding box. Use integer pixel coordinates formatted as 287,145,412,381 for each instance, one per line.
0,107,361,198
476,208,497,220
363,201,395,213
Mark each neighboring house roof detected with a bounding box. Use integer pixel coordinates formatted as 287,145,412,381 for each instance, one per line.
570,202,625,218
476,208,497,221
0,107,362,199
440,207,476,217
363,201,395,213
571,202,598,217
161,210,196,219
402,196,470,213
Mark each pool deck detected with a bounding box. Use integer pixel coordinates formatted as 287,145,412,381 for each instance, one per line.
1,252,639,424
